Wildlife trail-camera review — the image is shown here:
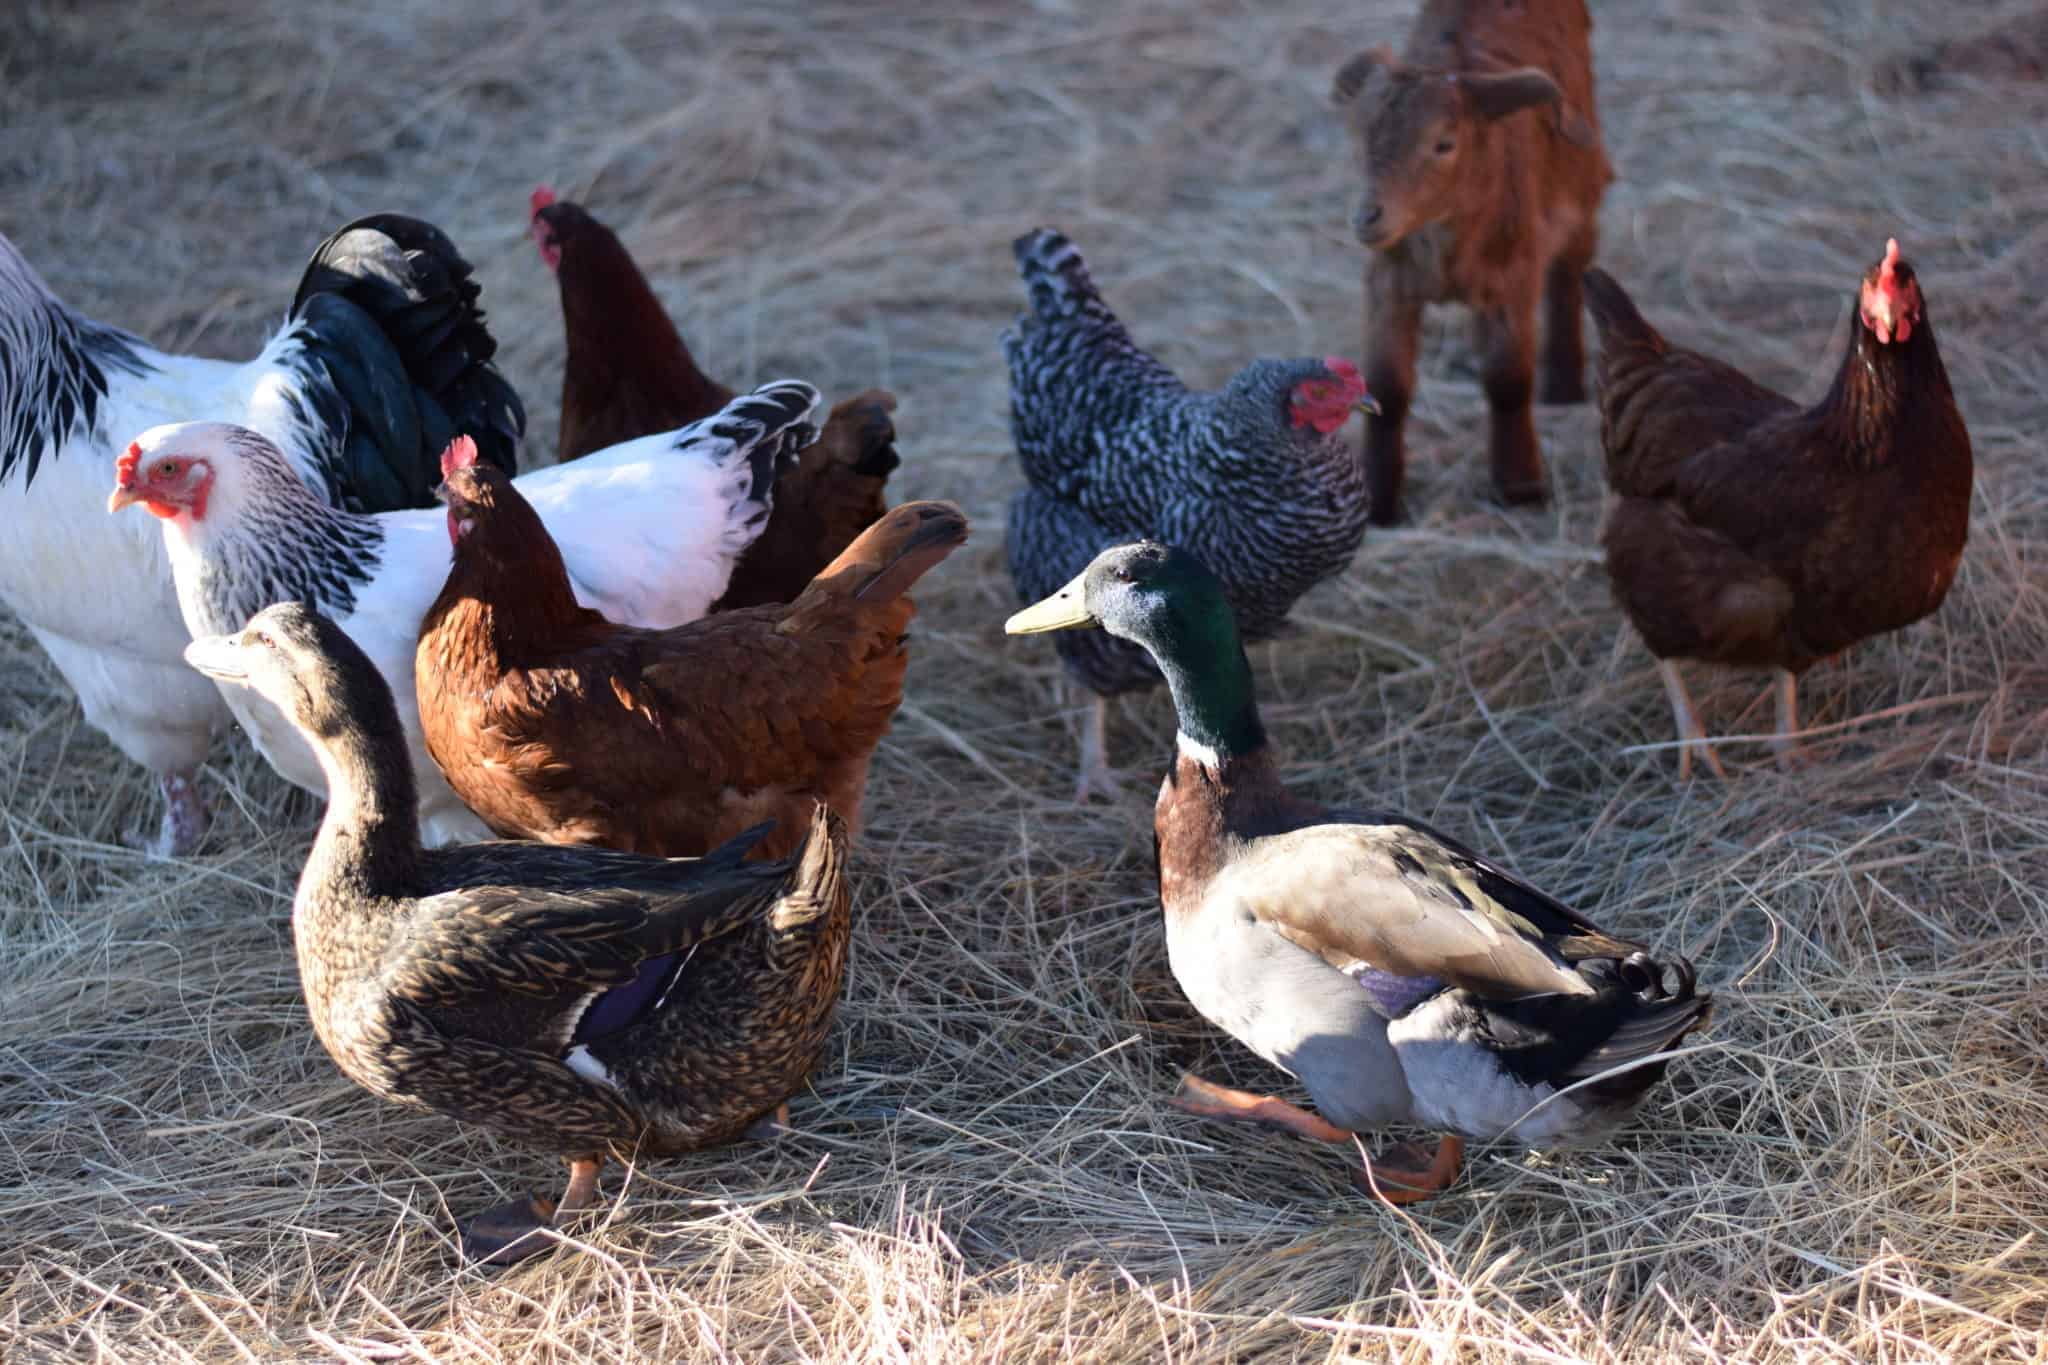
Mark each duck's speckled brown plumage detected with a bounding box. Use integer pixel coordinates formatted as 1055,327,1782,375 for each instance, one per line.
189,602,853,1172
416,468,968,862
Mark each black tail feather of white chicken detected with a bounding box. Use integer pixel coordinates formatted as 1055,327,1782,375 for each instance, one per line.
289,214,526,512
692,378,820,508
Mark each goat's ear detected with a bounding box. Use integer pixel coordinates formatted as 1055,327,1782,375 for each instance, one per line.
1457,66,1564,120
1331,46,1394,104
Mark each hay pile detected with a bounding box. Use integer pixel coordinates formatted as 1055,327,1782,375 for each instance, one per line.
3,0,2045,1358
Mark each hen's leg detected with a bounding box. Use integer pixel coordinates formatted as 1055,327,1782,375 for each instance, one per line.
1074,694,1123,804
1171,1073,1353,1142
129,769,209,859
462,1154,604,1266
1771,668,1805,771
1658,660,1727,782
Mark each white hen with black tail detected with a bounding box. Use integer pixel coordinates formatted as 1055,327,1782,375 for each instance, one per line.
113,381,818,847
0,217,523,855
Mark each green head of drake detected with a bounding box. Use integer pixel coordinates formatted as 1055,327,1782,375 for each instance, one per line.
1006,541,1267,761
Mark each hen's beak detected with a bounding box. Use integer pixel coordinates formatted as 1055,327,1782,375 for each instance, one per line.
107,481,145,514
183,634,249,684
1355,393,1383,419
1005,569,1096,635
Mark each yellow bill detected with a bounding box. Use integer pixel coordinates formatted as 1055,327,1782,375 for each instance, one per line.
1004,569,1095,635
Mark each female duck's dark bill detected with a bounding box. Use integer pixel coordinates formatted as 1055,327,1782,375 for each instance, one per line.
1004,569,1095,635
183,634,250,683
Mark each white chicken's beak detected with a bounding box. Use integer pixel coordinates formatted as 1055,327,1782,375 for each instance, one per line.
183,634,250,685
1005,569,1096,635
107,481,147,514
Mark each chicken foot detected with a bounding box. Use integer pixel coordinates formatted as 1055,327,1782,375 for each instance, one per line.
1073,693,1124,804
1657,660,1727,782
1771,667,1806,772
461,1154,604,1266
1170,1074,1464,1204
128,769,210,860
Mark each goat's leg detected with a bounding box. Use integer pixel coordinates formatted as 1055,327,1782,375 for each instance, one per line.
1476,303,1544,505
1540,229,1597,404
1363,262,1422,526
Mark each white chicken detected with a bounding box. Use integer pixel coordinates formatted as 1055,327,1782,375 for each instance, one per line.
109,381,818,847
0,216,523,855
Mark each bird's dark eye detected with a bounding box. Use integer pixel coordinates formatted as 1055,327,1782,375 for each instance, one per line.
156,460,179,478
254,631,275,649
1434,138,1456,156
1113,567,1135,583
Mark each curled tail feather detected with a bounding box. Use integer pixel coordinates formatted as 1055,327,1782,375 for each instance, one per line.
704,379,822,504
1013,227,1103,321
291,214,526,512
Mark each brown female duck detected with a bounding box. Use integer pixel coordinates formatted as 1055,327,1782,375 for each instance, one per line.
1007,542,1711,1200
184,602,850,1264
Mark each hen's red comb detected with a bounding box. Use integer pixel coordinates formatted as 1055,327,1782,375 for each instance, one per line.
115,441,142,485
1324,355,1365,387
530,185,557,220
1880,237,1902,283
440,435,479,480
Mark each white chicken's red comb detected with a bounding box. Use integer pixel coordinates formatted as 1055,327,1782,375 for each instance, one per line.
530,185,557,220
440,435,479,480
115,440,143,484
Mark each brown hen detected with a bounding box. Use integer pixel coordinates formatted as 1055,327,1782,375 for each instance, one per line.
530,187,901,609
416,445,968,861
1587,239,1971,777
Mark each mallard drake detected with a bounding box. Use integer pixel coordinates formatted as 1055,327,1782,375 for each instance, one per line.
184,602,851,1264
1006,542,1711,1201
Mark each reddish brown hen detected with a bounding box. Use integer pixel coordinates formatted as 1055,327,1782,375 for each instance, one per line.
530,187,901,609
1588,239,1971,777
415,438,967,861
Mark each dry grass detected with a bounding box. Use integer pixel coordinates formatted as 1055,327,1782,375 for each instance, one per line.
4,0,2047,1359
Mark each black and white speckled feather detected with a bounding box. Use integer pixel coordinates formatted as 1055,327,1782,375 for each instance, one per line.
0,218,523,837
1002,228,1372,698
0,236,151,491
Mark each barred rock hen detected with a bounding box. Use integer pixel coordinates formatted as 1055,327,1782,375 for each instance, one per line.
1002,227,1380,800
1588,239,1971,777
530,187,900,609
416,445,967,861
0,214,523,854
112,382,817,846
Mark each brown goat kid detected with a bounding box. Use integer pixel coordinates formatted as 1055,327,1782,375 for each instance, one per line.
1333,0,1613,524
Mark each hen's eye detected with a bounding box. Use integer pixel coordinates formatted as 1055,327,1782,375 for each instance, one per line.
1434,138,1456,156
156,460,179,478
